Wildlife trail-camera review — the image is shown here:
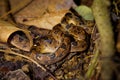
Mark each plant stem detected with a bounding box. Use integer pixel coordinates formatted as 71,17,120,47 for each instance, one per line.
92,0,115,80
85,49,99,79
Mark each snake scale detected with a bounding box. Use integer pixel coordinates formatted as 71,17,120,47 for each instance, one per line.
32,11,89,65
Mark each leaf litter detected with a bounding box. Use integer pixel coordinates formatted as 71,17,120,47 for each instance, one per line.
0,0,120,80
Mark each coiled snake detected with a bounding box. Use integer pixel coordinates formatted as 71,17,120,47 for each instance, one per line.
32,12,89,65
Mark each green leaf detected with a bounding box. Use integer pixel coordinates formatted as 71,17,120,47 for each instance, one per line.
75,5,94,20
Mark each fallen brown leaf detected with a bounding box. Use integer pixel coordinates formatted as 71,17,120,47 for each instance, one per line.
22,10,68,30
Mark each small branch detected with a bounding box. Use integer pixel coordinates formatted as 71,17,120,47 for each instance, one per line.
0,49,46,71
85,49,99,79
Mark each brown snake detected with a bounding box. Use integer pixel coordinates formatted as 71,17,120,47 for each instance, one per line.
32,12,89,65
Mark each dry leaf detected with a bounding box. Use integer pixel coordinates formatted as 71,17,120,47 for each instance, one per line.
0,20,33,51
23,10,68,30
0,0,8,17
10,0,76,24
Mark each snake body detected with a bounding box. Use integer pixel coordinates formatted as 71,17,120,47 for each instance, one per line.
33,12,88,65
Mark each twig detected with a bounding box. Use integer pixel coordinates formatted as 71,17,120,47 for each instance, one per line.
92,0,115,80
85,49,99,79
0,49,46,71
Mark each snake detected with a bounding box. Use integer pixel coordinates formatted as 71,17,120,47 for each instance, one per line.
32,11,88,65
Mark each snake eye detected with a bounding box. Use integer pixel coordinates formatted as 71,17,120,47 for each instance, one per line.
50,54,55,59
71,42,77,46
